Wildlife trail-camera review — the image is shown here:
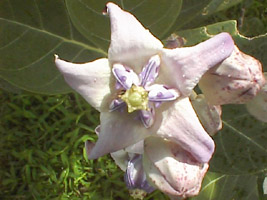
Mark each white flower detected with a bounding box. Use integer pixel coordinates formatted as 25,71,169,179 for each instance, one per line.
56,2,236,199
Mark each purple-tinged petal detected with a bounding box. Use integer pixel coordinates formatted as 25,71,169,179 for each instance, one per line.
140,104,155,128
125,154,155,193
155,97,215,163
112,64,139,89
115,81,124,90
55,56,113,112
88,111,150,159
143,137,209,198
148,84,179,102
154,102,162,108
160,32,235,96
109,98,125,111
106,2,163,72
140,55,161,87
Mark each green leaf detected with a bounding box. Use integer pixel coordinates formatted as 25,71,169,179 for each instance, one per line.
170,0,212,31
191,172,259,200
0,0,106,94
211,104,267,174
202,0,243,15
65,0,183,51
0,77,23,93
177,20,267,70
215,0,243,12
180,0,244,30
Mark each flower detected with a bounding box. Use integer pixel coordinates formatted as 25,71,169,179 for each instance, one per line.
55,2,234,162
110,55,178,128
55,2,236,198
199,46,265,105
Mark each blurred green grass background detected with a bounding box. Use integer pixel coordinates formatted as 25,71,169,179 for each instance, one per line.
0,0,266,199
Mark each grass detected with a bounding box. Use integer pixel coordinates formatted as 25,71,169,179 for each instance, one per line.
0,91,123,199
0,91,168,200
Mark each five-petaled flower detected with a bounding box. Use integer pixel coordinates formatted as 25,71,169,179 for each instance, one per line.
55,2,238,199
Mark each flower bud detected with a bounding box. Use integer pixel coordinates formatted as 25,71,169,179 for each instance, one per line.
143,137,209,199
199,46,265,105
190,92,222,136
246,73,267,122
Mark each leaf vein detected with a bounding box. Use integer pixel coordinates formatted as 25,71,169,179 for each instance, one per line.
223,120,267,154
0,18,107,56
0,30,29,50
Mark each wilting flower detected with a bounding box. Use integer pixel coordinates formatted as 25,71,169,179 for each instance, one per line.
55,2,236,198
199,46,265,105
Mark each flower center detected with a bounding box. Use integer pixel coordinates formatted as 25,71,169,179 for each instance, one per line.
120,85,149,113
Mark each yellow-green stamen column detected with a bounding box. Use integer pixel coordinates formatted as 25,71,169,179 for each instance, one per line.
120,85,149,113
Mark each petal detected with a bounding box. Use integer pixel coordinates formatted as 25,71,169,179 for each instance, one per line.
106,2,163,72
110,149,128,171
190,93,222,136
140,103,155,128
111,141,144,171
143,137,209,198
125,140,144,154
140,55,161,87
199,46,265,105
160,32,235,96
148,84,179,102
109,98,126,111
112,64,139,89
88,111,150,159
155,97,215,163
124,154,155,193
55,56,113,112
246,73,267,122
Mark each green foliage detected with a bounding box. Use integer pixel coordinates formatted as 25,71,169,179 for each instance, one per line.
169,0,212,32
0,91,129,199
65,0,183,51
193,172,259,200
0,0,106,94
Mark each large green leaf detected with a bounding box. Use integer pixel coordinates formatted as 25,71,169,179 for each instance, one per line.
177,21,267,174
0,77,23,93
0,0,106,94
169,0,212,32
65,0,183,51
211,104,267,174
191,172,259,200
